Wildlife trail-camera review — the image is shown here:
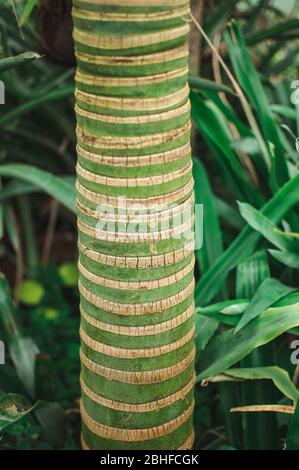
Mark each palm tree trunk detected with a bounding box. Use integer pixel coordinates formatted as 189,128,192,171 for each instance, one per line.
72,0,195,450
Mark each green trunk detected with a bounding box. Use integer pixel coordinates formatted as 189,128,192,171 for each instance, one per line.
72,0,195,450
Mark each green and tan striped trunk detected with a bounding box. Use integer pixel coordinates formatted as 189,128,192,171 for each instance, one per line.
72,0,196,450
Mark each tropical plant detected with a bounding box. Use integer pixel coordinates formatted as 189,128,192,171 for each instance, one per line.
72,0,196,451
0,0,76,282
190,15,299,450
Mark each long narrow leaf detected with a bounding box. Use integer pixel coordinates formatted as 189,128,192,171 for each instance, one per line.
0,165,76,213
204,367,299,405
0,52,41,74
195,173,299,306
238,201,299,252
197,303,299,380
235,278,296,333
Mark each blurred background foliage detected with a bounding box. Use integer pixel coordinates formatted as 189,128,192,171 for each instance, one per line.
0,0,299,450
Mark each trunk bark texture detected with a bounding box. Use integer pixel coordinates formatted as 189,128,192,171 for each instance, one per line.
72,0,195,450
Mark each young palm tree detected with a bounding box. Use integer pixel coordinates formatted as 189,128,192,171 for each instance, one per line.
72,0,195,450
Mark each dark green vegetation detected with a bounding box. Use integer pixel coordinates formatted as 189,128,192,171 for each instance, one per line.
0,0,299,450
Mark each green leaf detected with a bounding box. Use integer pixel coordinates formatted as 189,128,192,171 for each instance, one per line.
191,91,260,206
0,273,18,336
269,249,299,269
236,250,279,450
206,367,299,405
0,86,74,126
225,21,289,186
0,180,38,202
10,337,39,398
215,198,244,231
246,19,299,46
197,302,299,380
197,299,249,317
205,0,240,35
286,401,299,450
35,401,67,449
189,76,236,96
199,291,299,320
235,278,297,333
195,173,299,306
0,393,36,432
3,204,19,251
195,315,219,354
20,0,38,26
0,52,41,74
238,201,298,252
197,292,299,330
0,165,76,213
0,275,39,397
192,158,224,274
271,104,297,120
236,250,270,298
